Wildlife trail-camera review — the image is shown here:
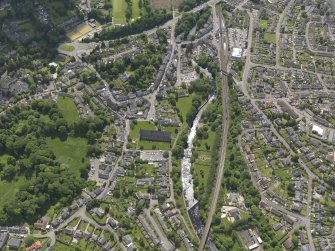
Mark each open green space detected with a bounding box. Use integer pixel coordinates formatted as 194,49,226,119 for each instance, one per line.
193,128,216,196
47,137,89,178
52,241,75,251
0,175,26,207
111,0,127,24
59,44,75,52
110,0,142,24
138,140,171,150
129,121,156,139
131,0,141,20
75,238,100,251
176,95,193,124
264,32,276,44
57,96,80,124
259,19,268,29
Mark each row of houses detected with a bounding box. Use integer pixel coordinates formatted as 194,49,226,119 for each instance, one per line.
137,215,159,246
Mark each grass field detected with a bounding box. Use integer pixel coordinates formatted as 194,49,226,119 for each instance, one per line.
57,96,80,124
0,154,27,206
111,0,142,24
47,137,89,177
52,241,75,251
192,127,216,207
59,44,75,52
132,0,141,20
0,175,26,206
176,95,193,124
129,121,156,139
259,19,268,29
264,32,276,44
112,0,127,24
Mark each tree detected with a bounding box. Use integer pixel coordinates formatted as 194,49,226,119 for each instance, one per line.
87,199,99,210
172,146,184,159
163,151,169,158
25,236,35,246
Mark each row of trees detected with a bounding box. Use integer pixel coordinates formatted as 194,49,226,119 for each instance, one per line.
178,0,208,12
86,10,172,41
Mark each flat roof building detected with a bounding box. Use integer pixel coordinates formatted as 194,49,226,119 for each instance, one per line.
312,124,324,137
232,48,243,59
140,130,171,143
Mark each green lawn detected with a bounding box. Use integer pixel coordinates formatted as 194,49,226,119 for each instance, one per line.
46,137,89,177
138,140,171,150
176,95,193,124
259,19,268,29
52,241,75,251
0,176,26,206
57,96,80,124
264,32,276,44
112,0,127,24
0,154,27,206
193,129,216,194
129,121,156,139
59,44,75,52
111,0,142,24
131,0,141,20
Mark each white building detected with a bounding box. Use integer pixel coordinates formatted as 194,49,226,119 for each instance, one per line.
312,124,324,137
232,47,243,60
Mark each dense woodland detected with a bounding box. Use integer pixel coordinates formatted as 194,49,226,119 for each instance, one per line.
175,8,211,38
0,100,108,224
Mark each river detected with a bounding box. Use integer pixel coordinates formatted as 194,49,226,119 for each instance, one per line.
181,96,215,237
181,96,214,210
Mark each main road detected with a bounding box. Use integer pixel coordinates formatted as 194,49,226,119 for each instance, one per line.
198,4,230,251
